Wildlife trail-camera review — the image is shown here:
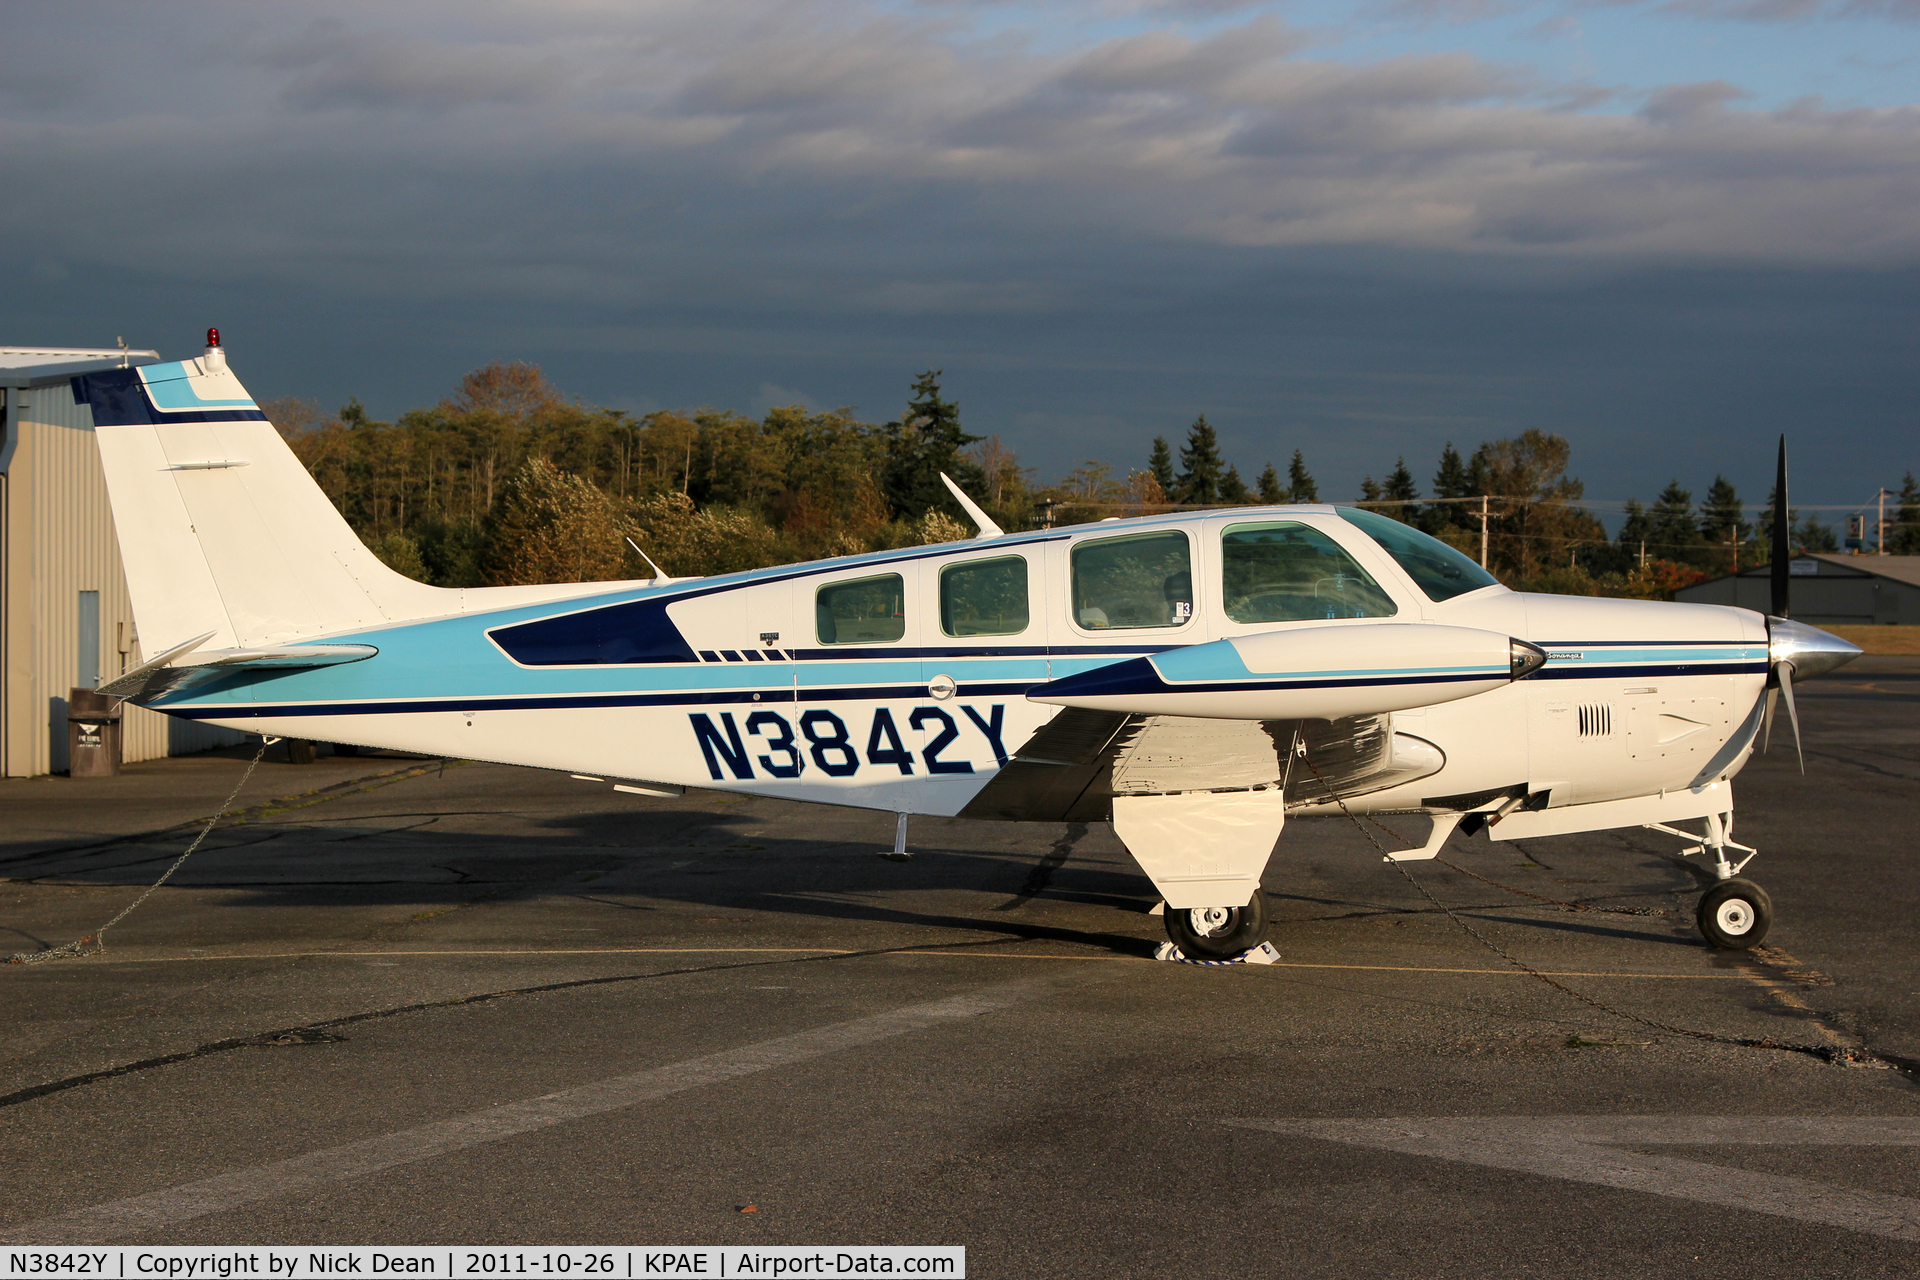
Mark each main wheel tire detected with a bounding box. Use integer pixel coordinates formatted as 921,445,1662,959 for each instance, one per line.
1697,878,1772,949
1164,888,1269,959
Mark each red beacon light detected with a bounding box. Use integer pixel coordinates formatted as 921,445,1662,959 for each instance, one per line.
206,327,221,351
203,326,227,371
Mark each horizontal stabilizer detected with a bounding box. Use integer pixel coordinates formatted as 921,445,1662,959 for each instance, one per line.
99,641,377,700
1029,624,1544,721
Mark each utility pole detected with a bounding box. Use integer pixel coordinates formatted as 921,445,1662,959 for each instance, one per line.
1730,528,1738,574
1639,540,1646,569
1880,487,1891,555
1477,495,1489,568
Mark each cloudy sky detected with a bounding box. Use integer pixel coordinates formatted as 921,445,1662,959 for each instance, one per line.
5,0,1917,514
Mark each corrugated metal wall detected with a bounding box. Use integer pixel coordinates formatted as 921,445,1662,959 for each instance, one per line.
2,386,244,775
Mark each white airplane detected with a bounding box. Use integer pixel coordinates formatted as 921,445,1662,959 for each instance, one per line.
79,334,1861,958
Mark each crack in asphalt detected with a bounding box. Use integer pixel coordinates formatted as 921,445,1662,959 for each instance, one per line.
0,936,1085,1112
0,762,453,873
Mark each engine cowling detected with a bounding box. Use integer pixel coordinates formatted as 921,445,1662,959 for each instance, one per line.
1029,623,1546,721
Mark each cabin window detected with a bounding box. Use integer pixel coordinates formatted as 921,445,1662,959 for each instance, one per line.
941,556,1029,637
1337,507,1499,603
1071,531,1192,630
1220,522,1397,622
816,574,906,644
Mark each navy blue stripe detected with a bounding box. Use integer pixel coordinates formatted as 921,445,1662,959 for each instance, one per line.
784,643,1179,660
1533,640,1758,648
1130,671,1504,697
1035,655,1505,702
1535,662,1768,680
70,369,269,427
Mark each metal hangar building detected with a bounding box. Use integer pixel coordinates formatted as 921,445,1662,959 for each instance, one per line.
2,346,245,777
1675,554,1920,627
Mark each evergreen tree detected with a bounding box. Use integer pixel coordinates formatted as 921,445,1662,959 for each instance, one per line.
1382,457,1420,525
1756,480,1795,561
1359,476,1383,503
1698,475,1748,551
1796,514,1839,553
880,370,983,518
1432,443,1470,498
1256,462,1284,504
1895,472,1920,555
1148,437,1176,495
1648,481,1702,564
1220,465,1252,504
1177,415,1223,505
1287,449,1318,503
1618,500,1652,565
1426,442,1471,533
1466,445,1492,501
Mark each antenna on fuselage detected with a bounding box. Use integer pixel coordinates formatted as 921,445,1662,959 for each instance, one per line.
939,472,1004,539
625,536,675,584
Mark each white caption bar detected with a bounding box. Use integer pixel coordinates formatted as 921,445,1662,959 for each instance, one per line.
1,1248,964,1280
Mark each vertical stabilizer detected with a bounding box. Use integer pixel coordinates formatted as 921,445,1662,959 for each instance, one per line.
76,342,450,653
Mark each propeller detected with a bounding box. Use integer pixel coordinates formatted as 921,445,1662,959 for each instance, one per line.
1770,435,1790,619
1759,437,1863,770
1763,436,1794,766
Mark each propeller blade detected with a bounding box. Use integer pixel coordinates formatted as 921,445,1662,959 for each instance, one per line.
1771,435,1790,619
1778,659,1803,773
1762,687,1777,754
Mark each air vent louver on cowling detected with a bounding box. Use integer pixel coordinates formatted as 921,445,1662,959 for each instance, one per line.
1577,704,1613,738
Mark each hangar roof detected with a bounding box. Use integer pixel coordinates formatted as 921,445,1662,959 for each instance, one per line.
1691,553,1920,590
1,346,162,388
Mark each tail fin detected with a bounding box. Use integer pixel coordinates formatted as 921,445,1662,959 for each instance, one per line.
76,343,451,652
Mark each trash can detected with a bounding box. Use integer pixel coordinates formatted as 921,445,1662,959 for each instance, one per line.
68,687,124,778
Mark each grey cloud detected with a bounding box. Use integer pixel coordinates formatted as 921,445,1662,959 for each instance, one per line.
1,2,1917,311
1639,80,1751,122
1056,17,1311,92
257,18,571,112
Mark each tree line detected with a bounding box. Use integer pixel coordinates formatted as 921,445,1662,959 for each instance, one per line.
267,363,1918,600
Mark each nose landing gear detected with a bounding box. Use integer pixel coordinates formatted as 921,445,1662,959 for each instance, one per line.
1647,811,1773,949
1697,877,1773,950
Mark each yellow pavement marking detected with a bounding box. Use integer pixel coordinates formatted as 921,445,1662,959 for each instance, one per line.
76,947,1741,978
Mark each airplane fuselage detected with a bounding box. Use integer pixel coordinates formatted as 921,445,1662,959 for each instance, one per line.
145,507,1771,823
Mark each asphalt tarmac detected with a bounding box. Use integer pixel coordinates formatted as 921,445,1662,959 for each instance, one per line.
3,657,1919,1277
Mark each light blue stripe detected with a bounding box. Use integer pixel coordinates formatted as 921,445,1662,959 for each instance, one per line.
1151,639,1503,685
137,362,260,410
1150,642,1250,682
149,618,1057,709
1546,648,1763,664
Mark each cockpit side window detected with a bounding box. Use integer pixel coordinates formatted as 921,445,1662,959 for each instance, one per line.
1071,531,1192,630
1221,522,1397,623
941,556,1029,637
1336,507,1500,603
816,574,906,644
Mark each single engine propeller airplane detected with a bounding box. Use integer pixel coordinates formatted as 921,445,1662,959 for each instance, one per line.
79,333,1861,958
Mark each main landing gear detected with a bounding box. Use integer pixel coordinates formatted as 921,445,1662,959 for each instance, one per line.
1647,812,1773,950
1163,888,1270,959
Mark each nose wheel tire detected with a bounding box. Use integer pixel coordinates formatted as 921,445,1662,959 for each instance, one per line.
1164,888,1270,959
1696,878,1772,950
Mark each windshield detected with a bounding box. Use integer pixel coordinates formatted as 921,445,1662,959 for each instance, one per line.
1220,522,1396,622
1337,507,1500,603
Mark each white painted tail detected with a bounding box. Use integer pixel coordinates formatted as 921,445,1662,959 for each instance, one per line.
77,345,620,657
